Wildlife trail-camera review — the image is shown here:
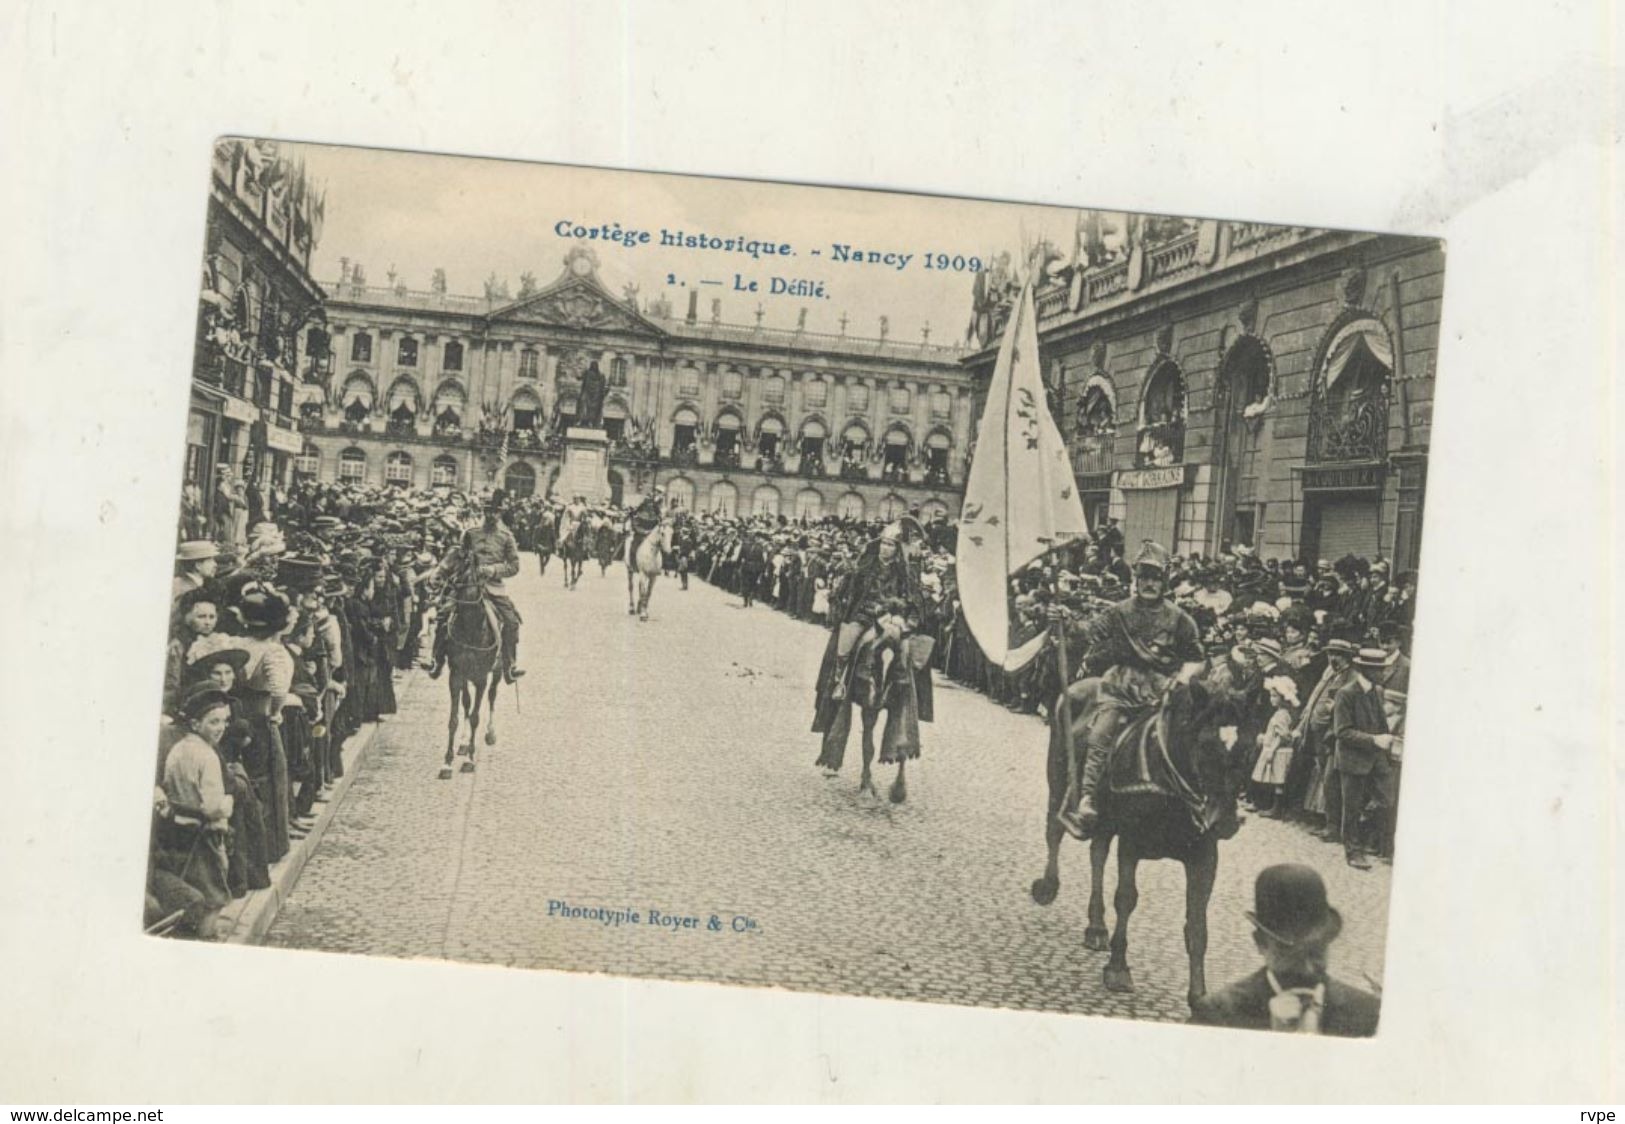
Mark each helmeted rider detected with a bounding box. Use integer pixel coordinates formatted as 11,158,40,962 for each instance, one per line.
626,486,666,562
1057,538,1204,838
418,489,526,683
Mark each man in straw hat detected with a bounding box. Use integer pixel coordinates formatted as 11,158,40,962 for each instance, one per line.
1189,864,1380,1036
1331,647,1400,868
1057,539,1204,838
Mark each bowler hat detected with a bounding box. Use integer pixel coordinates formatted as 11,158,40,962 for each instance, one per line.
1246,864,1343,947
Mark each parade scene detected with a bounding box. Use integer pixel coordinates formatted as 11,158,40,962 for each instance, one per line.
148,141,1441,1035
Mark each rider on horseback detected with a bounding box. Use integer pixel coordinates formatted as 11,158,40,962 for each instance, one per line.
627,486,665,561
419,489,527,683
1057,538,1204,839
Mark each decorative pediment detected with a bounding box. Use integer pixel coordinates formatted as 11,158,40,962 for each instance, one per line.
488,272,666,339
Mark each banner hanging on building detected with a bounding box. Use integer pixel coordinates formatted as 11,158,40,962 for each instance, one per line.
956,281,1087,671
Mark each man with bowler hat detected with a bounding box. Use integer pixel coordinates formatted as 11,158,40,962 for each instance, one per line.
1332,647,1399,868
1190,864,1380,1036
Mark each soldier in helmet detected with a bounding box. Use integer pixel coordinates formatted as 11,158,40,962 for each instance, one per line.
1057,538,1205,838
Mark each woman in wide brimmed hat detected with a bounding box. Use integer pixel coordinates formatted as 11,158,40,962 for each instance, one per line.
152,684,238,939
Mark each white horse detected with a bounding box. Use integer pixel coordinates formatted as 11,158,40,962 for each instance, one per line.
626,521,673,621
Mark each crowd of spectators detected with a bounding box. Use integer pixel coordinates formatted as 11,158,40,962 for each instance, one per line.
149,480,479,939
682,509,1414,859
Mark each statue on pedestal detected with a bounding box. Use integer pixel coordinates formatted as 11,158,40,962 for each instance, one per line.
577,361,608,429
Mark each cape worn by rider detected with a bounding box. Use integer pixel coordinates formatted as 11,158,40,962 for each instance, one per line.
419,490,526,683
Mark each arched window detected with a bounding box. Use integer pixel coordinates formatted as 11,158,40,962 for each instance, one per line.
350,331,372,363
847,381,870,413
1136,359,1185,468
889,384,912,414
924,429,952,484
882,424,911,479
877,493,907,521
504,460,537,496
384,450,413,487
751,484,781,518
799,417,828,476
836,491,866,521
714,410,743,464
442,340,463,372
756,414,785,459
720,367,744,400
1309,318,1392,463
671,406,700,456
804,378,828,409
397,337,418,367
510,388,542,433
709,480,738,517
294,443,320,479
1212,336,1275,551
433,380,465,435
338,447,366,483
1073,382,1117,475
921,499,950,522
762,375,786,405
431,454,459,487
666,476,696,511
795,488,824,521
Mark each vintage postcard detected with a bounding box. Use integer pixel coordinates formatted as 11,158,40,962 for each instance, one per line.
149,138,1442,1036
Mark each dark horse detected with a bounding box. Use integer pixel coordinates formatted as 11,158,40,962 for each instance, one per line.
1030,671,1246,1009
560,518,590,590
439,543,501,780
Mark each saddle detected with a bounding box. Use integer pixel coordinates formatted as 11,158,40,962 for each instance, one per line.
1065,682,1208,825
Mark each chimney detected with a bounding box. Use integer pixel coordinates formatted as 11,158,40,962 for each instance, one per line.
686,290,699,324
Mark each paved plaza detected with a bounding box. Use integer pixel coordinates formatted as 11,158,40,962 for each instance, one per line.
265,560,1392,1024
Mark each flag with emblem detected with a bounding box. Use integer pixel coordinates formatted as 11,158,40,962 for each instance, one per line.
956,280,1088,670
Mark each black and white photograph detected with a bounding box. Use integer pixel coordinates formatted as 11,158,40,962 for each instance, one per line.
3,1,1615,1105
148,140,1439,1034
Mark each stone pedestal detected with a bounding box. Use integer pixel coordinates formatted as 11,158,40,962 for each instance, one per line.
561,426,610,502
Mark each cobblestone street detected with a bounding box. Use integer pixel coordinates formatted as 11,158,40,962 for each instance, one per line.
265,560,1391,1024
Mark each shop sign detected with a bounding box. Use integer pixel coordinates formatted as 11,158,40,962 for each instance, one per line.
1115,465,1189,490
221,396,259,423
1301,462,1385,491
264,422,304,453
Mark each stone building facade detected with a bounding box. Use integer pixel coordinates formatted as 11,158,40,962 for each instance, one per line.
964,222,1442,571
188,139,326,521
295,247,972,522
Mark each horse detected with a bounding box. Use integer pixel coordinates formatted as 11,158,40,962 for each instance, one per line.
626,521,673,621
594,521,620,577
559,518,590,589
439,554,502,780
813,629,930,805
1029,671,1247,1010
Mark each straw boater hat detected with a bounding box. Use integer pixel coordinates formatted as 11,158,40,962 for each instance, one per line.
1322,638,1358,659
1353,646,1389,670
176,540,219,564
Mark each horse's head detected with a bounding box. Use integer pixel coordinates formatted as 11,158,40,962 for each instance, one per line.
1162,673,1247,839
